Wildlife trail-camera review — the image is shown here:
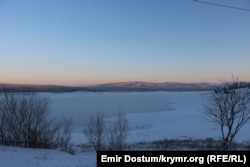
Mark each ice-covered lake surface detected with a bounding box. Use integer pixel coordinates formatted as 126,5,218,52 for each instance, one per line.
1,91,250,167
46,91,249,143
49,91,174,125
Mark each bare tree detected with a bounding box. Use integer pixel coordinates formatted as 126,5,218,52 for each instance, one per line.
84,111,129,151
56,117,73,152
204,77,250,150
84,112,106,150
107,112,129,150
0,92,71,149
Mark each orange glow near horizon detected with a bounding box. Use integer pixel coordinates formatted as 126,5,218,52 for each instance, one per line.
2,75,249,86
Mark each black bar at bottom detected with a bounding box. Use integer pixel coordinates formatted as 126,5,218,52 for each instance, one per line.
97,151,250,167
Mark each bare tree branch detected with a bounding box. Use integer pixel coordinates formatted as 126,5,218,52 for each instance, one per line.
204,77,250,150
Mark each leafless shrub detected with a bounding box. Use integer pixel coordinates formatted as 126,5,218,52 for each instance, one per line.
84,112,129,151
56,117,73,153
107,112,129,150
0,92,72,149
84,112,106,151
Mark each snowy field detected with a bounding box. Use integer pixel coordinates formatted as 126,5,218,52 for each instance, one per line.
1,91,250,167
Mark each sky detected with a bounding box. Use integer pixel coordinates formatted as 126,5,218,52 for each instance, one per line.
0,0,250,86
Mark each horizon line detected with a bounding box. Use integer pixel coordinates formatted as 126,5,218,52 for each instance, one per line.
1,80,249,87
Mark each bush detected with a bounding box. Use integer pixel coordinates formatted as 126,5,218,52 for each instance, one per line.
56,117,73,153
106,112,129,150
0,92,72,149
84,112,106,151
84,112,129,151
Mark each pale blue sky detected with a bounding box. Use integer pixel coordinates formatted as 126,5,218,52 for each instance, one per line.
0,0,250,85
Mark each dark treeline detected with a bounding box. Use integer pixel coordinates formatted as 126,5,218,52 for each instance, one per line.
0,86,213,93
0,86,90,93
1,82,250,93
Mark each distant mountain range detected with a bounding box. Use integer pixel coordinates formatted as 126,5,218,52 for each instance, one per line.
0,81,219,92
91,81,217,91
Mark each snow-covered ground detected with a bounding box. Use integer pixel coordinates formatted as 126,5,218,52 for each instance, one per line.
1,91,250,166
0,146,95,167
